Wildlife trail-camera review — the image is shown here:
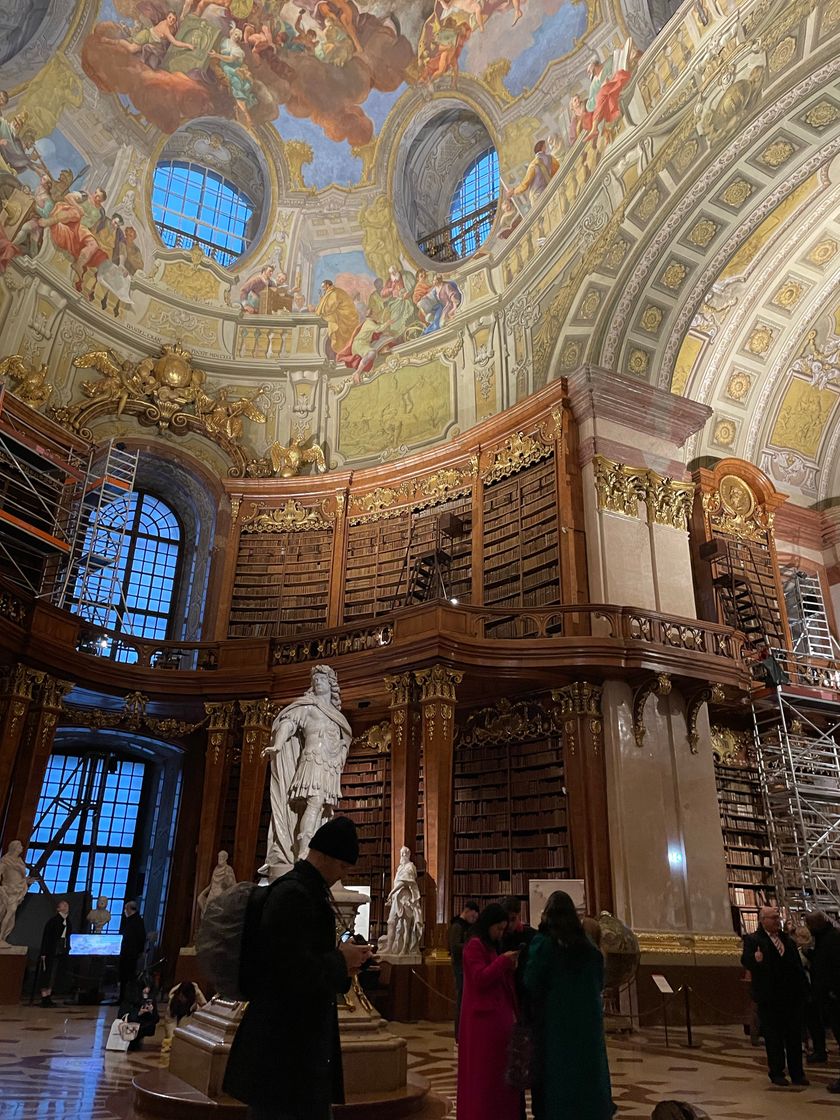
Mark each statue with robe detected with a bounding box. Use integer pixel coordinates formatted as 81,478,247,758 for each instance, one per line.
0,841,33,948
197,850,237,916
379,846,423,958
261,664,352,871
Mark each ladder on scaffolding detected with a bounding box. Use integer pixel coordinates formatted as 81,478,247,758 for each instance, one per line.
783,567,840,662
706,536,786,652
51,442,138,628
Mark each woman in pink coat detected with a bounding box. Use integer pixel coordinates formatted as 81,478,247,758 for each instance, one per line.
456,902,521,1120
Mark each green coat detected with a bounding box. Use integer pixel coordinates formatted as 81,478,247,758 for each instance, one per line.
524,932,613,1120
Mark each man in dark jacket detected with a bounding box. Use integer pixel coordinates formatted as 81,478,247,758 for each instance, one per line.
805,910,840,1086
741,905,808,1086
118,901,146,1006
448,899,478,1040
224,816,370,1120
39,898,72,1007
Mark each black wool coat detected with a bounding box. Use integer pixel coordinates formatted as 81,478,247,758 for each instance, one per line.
741,927,806,1008
119,912,147,980
223,860,350,1117
809,924,840,1009
40,914,71,964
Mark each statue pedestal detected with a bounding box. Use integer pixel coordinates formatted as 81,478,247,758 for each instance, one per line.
0,945,27,1004
378,952,422,967
134,994,429,1119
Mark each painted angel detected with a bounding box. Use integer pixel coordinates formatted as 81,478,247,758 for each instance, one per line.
267,436,327,477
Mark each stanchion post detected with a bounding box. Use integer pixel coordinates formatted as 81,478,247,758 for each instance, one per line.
680,984,699,1048
662,996,670,1048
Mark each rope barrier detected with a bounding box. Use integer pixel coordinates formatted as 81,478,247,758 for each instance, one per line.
409,968,457,1005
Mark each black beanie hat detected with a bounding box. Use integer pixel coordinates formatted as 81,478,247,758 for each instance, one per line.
308,816,359,864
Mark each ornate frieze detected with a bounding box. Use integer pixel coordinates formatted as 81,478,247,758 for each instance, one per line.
415,665,463,703
552,682,603,717
711,725,753,766
481,429,555,484
348,462,476,524
62,690,205,737
352,720,391,754
241,499,333,534
457,697,553,747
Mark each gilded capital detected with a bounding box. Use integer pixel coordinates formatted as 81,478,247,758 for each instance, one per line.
205,701,237,732
384,672,416,707
239,698,280,729
593,456,647,518
415,665,463,703
551,682,603,717
1,664,45,700
646,475,694,532
37,676,74,709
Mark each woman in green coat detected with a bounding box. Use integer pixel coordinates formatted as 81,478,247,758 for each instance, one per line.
524,891,614,1119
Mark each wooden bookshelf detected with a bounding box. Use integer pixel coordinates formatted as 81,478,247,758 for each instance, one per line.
228,529,333,638
714,757,775,933
452,732,569,915
482,458,560,632
343,497,472,622
337,746,391,940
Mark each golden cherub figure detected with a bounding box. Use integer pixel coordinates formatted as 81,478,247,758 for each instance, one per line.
266,436,328,478
198,386,268,442
0,354,53,408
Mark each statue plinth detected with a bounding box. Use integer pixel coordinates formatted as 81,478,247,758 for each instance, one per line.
378,952,422,966
0,944,26,1005
168,997,244,1100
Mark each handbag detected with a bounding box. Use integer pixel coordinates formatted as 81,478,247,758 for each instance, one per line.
505,1020,534,1090
105,1015,140,1052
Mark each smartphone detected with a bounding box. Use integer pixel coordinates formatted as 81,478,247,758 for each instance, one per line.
340,931,352,943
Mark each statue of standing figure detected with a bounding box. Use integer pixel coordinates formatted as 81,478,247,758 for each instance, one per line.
0,841,34,948
261,665,352,871
379,846,423,958
197,850,237,916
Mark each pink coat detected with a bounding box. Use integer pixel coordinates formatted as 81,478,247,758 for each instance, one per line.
456,936,520,1120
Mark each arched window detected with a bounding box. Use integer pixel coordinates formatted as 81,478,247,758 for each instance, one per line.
447,147,499,259
72,491,181,657
152,159,255,268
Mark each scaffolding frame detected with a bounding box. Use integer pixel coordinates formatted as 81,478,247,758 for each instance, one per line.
0,386,138,627
783,567,840,661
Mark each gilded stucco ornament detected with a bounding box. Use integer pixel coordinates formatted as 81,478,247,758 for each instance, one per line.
458,697,553,748
0,355,52,408
481,429,554,484
241,499,333,534
352,721,392,754
646,475,695,532
685,683,726,754
702,475,773,543
53,344,268,477
632,673,672,747
593,457,647,518
246,437,328,478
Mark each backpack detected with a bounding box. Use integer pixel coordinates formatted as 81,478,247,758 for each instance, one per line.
652,1105,710,1120
196,881,268,1000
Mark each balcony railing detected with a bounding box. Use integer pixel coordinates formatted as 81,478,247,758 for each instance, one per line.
418,200,498,264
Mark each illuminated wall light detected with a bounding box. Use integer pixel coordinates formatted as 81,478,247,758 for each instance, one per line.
667,846,685,871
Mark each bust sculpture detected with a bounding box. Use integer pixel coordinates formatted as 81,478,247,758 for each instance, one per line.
379,846,423,959
197,851,237,916
87,896,112,932
261,664,352,870
0,841,33,948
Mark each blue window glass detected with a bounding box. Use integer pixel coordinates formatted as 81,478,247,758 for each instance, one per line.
71,491,181,656
448,147,499,258
28,754,147,931
152,160,254,268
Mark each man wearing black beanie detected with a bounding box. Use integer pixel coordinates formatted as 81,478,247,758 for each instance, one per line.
224,816,370,1120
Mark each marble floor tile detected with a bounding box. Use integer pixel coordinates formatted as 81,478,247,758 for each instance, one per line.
0,1006,837,1118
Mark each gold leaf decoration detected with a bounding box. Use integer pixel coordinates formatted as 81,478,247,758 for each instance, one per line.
803,101,840,129
687,219,718,248
640,305,664,333
661,262,688,290
720,179,754,207
481,430,554,483
759,139,795,168
241,499,333,534
702,477,774,543
627,348,650,376
725,371,752,402
712,418,738,448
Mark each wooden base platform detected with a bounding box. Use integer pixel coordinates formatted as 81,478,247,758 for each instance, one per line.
132,1070,431,1119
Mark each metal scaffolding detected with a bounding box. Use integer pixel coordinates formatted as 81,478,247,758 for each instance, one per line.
783,567,840,661
753,679,840,914
0,386,137,624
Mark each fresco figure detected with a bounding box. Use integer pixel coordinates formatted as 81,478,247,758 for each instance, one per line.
507,140,558,206
313,278,360,359
115,12,196,68
583,41,634,144
212,29,257,125
240,263,283,314
39,189,109,292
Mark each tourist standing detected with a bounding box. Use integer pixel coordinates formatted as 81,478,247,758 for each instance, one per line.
118,901,146,1007
448,899,478,1040
804,910,840,1086
741,905,808,1086
524,890,613,1120
456,902,521,1120
39,898,72,1007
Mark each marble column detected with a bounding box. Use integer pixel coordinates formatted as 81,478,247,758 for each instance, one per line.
3,675,73,846
415,664,462,951
193,702,238,928
385,671,421,882
566,364,710,617
233,699,276,881
551,682,613,916
0,665,45,830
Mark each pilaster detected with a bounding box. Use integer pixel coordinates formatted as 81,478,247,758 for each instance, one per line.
551,682,613,916
193,702,238,928
415,664,462,950
233,699,277,880
384,672,421,883
0,665,45,828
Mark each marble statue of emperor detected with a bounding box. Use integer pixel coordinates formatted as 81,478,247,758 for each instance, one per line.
261,664,353,871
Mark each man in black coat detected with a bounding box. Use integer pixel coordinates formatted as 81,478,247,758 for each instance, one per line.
448,900,479,1041
118,901,147,1006
741,905,808,1086
39,898,72,1007
805,910,840,1086
224,816,370,1120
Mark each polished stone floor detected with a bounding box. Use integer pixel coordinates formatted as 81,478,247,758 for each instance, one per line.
0,1004,839,1118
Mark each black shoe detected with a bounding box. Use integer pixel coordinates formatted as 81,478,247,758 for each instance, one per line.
769,1075,789,1086
807,1052,828,1064
40,997,55,1008
827,1081,840,1094
791,1077,810,1086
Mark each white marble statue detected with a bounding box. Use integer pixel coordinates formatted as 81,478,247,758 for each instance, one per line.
261,664,352,870
0,840,33,948
197,850,237,915
87,896,112,932
379,847,424,958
